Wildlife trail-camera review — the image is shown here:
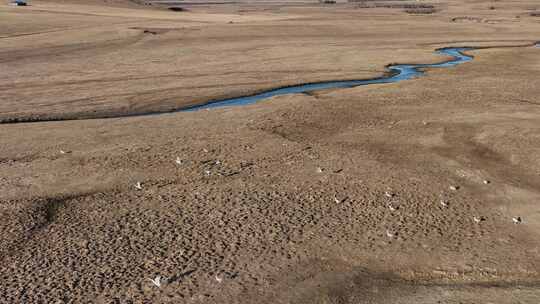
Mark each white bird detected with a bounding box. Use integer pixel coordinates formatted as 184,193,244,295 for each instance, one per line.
59,150,71,154
449,185,459,191
512,216,522,224
440,200,449,207
203,148,209,153
204,170,211,176
215,160,221,165
316,167,323,173
334,196,340,204
388,204,397,211
149,275,162,287
215,275,223,283
483,180,490,185
473,216,483,223
175,157,182,165
384,191,395,198
386,230,396,238
135,182,143,190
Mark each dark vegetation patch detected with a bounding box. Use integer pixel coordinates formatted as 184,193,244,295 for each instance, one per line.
168,6,188,12
451,16,483,23
29,196,77,231
26,194,93,232
350,1,439,13
42,198,65,224
130,27,177,35
350,0,436,9
0,192,102,261
405,7,437,14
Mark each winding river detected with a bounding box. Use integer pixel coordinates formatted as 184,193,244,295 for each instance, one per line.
181,47,473,112
3,43,539,123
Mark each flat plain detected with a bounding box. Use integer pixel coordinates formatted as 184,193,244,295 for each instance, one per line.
1,0,540,303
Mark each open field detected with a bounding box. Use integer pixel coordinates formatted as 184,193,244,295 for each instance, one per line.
1,0,540,303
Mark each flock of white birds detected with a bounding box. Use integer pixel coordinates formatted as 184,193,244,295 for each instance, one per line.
106,151,522,287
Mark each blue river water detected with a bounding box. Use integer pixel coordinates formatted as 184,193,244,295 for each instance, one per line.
180,47,474,112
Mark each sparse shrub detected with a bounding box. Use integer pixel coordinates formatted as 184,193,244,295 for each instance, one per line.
405,7,437,14
451,16,483,22
403,4,435,9
350,1,439,12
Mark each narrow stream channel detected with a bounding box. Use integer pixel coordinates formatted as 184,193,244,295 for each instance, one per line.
4,43,539,124
180,47,473,112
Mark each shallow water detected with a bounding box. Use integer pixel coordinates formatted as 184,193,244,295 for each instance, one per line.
181,47,474,112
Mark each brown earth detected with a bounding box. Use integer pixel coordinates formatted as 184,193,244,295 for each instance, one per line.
1,0,540,303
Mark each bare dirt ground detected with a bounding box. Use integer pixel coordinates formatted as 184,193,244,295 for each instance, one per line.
1,0,540,303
